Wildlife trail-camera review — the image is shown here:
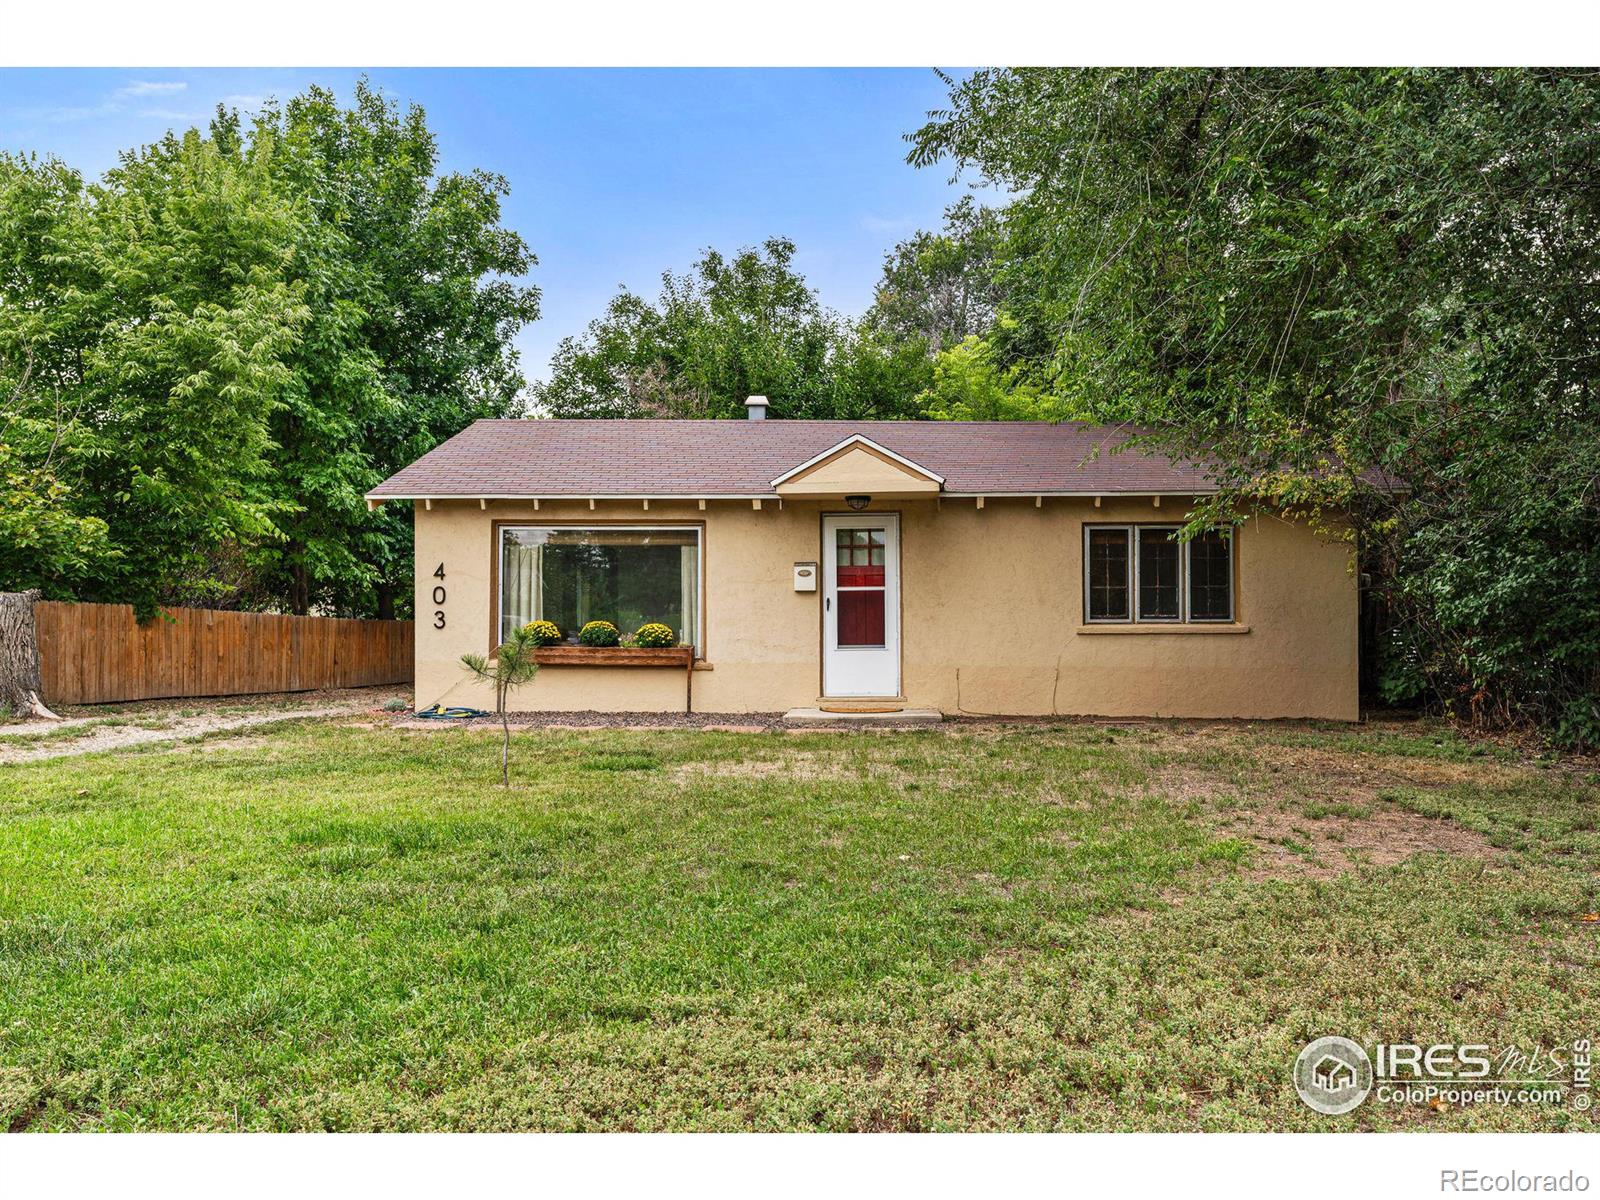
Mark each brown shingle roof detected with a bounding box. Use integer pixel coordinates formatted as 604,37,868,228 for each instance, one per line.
368,419,1231,499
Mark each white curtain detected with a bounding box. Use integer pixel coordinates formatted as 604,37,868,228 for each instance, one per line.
502,541,543,641
680,544,697,649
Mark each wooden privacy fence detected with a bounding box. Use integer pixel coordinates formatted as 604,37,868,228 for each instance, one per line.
34,602,413,705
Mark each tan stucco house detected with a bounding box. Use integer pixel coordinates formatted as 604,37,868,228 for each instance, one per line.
369,399,1364,720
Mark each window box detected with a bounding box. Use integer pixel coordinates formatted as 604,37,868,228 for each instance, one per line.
533,646,694,668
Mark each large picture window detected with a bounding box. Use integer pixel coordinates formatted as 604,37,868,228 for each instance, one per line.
499,526,701,650
1082,524,1234,624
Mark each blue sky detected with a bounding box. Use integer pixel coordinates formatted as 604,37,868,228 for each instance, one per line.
0,68,978,382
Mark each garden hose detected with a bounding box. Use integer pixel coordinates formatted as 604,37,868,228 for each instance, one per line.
412,704,491,720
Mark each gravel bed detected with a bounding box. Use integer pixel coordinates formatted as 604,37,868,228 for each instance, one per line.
393,710,1067,733
395,710,790,732
36,686,410,725
1,703,371,763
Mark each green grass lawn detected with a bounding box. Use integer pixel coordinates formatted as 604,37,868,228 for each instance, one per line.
1,719,1595,1131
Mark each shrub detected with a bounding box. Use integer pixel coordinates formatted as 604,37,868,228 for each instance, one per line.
633,623,675,648
520,619,563,647
578,620,621,647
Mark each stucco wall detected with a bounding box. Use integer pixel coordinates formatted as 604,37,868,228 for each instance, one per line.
410,496,1358,720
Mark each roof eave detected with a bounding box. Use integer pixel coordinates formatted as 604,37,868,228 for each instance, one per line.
366,487,1225,502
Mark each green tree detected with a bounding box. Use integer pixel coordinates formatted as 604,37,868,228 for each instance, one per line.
0,368,112,591
914,325,1052,421
461,626,542,787
911,68,1600,740
826,326,935,420
866,196,1005,356
0,163,114,594
0,135,308,615
536,237,927,420
0,82,539,620
249,82,541,617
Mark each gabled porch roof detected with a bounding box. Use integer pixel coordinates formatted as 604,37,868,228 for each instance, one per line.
769,434,944,498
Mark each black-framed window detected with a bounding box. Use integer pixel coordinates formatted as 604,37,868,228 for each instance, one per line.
1082,524,1235,624
1136,528,1182,621
1187,529,1234,621
1086,527,1131,621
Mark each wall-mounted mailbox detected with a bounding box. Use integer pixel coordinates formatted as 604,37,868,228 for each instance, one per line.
793,561,818,592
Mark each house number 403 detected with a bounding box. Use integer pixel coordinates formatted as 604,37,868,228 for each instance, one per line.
431,562,446,628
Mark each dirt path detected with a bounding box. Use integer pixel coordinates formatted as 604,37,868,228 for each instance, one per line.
0,690,392,763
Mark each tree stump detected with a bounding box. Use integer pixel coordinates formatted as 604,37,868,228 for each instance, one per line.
0,590,60,720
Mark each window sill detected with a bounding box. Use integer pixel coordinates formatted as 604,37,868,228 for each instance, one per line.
1076,624,1250,635
534,646,696,667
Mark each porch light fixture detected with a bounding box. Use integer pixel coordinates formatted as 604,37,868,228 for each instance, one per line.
845,494,871,511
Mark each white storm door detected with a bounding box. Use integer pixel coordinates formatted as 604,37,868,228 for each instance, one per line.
822,514,900,698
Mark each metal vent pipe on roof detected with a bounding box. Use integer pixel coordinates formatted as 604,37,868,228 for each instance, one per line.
745,395,768,421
